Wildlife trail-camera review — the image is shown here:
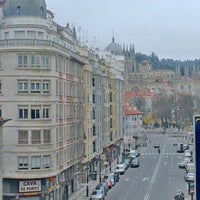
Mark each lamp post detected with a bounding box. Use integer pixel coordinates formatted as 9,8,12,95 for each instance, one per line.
0,118,12,200
86,167,89,197
99,159,101,183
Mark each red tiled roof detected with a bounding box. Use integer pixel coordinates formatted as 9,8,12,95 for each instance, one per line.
125,103,143,115
125,90,154,99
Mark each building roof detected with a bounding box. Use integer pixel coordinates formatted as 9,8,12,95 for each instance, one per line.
125,90,154,99
105,37,123,55
3,0,47,18
125,102,143,115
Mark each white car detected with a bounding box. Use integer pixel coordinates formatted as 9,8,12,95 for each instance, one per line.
129,149,140,157
115,164,126,174
178,160,187,168
90,190,105,200
185,162,195,173
184,172,195,182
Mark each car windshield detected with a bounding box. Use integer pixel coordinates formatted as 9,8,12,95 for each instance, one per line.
92,190,101,195
92,191,98,195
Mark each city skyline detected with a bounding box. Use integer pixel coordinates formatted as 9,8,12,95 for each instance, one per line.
46,0,200,61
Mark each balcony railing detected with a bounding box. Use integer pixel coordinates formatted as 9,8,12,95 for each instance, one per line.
0,39,84,63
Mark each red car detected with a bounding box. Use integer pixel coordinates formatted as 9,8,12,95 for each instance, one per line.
102,179,113,189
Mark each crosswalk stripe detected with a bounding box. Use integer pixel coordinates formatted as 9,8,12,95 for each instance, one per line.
141,152,180,156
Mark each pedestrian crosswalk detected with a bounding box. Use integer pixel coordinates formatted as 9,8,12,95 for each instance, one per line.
141,152,181,156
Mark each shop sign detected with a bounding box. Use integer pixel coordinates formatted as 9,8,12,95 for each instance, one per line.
19,180,41,193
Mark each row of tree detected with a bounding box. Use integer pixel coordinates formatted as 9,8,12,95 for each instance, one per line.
143,94,200,129
135,52,200,75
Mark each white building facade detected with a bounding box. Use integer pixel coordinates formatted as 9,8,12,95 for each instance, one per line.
0,1,85,199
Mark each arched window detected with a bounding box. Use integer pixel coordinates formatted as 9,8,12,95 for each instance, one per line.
16,5,21,15
40,7,44,15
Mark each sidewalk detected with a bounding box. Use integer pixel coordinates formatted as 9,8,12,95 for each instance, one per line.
69,159,119,200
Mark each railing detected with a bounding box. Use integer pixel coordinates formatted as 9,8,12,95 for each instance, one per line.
0,39,84,63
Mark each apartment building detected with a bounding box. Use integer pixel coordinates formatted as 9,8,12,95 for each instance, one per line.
0,1,85,199
0,1,126,200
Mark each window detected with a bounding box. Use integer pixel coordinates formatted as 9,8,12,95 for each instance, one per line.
4,32,9,40
18,81,28,93
18,107,28,119
43,107,50,119
18,130,28,144
41,56,49,68
40,7,44,16
43,129,51,144
92,78,95,86
30,56,40,68
31,81,40,93
31,130,41,144
42,81,50,93
93,109,95,120
16,5,21,15
31,156,41,169
92,94,95,103
18,156,28,170
38,32,44,39
43,156,51,169
18,55,27,68
31,107,40,119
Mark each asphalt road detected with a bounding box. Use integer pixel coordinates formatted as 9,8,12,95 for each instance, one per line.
105,133,188,200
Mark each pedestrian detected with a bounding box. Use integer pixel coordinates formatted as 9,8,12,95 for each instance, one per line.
158,148,160,154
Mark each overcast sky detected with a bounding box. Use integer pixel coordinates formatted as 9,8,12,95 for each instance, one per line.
45,0,200,60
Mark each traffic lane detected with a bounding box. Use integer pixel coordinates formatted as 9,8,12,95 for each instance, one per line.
105,154,161,200
148,147,187,200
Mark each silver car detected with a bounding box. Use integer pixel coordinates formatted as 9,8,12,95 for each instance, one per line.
184,172,195,182
90,190,105,200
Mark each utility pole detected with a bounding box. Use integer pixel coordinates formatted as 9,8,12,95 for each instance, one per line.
0,118,12,200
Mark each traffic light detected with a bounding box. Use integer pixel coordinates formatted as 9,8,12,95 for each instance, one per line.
194,115,200,200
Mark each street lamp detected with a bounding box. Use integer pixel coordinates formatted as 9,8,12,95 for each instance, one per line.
0,118,12,200
86,166,89,197
99,159,101,183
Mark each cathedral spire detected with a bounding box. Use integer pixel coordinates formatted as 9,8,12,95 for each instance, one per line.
112,29,115,43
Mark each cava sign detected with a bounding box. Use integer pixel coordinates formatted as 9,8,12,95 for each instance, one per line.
19,180,41,193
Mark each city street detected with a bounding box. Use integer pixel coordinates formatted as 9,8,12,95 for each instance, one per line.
105,132,188,200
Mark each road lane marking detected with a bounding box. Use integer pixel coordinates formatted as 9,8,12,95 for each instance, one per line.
143,143,167,200
143,177,150,181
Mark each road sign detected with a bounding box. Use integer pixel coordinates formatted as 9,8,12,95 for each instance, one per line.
194,115,200,200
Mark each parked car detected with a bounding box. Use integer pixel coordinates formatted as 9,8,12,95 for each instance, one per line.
90,190,105,200
103,173,116,186
102,178,113,189
185,151,192,158
178,160,188,168
129,149,140,157
124,158,131,168
115,164,126,174
95,183,108,195
174,190,185,200
184,172,195,182
130,157,139,167
185,162,195,173
184,153,193,162
100,182,109,193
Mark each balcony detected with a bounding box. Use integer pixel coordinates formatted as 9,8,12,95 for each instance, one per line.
0,39,84,63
